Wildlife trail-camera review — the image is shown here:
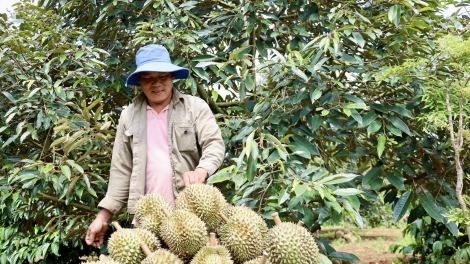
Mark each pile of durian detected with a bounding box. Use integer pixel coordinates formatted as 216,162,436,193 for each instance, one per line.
83,184,320,264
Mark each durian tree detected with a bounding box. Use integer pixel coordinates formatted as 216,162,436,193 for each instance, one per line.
0,0,469,263
379,33,470,243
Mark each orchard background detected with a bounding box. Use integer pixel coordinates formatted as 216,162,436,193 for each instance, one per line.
0,0,469,263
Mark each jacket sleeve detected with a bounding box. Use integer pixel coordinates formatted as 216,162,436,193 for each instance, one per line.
194,99,225,176
97,109,133,215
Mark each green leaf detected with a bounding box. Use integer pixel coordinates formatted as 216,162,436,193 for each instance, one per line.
384,170,405,190
292,135,319,155
310,114,322,131
288,141,311,159
388,115,411,135
245,130,256,158
300,166,320,179
386,124,402,137
75,51,85,59
389,105,413,118
2,92,16,103
319,254,333,264
388,5,402,27
352,32,365,48
318,173,359,185
333,188,363,196
2,135,18,148
393,191,412,222
207,173,231,184
292,67,308,82
363,167,382,186
245,74,255,91
294,184,308,197
418,192,444,222
61,165,72,180
367,120,382,135
310,87,322,102
362,111,378,127
278,188,290,205
377,135,386,158
246,155,256,182
192,55,217,62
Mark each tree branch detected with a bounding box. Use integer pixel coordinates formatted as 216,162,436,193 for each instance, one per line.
216,101,242,107
196,83,225,115
38,192,98,212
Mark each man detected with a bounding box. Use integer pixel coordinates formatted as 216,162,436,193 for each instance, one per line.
85,44,225,247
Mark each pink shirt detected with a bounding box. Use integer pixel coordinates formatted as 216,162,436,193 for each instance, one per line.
145,104,175,206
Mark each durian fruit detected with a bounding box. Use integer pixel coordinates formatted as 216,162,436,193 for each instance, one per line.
134,193,173,235
107,222,160,263
175,184,228,231
159,208,208,259
242,252,270,264
140,241,184,264
217,206,268,263
190,233,233,264
264,213,320,264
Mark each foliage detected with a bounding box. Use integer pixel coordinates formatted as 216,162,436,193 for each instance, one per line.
359,193,399,229
0,0,469,263
391,216,470,264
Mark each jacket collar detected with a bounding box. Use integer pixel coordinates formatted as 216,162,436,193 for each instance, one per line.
132,88,182,107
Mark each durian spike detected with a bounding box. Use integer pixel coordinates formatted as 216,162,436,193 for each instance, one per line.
111,221,122,230
162,207,170,217
271,212,282,226
209,233,216,247
219,212,229,223
140,241,152,257
260,251,268,264
297,220,304,226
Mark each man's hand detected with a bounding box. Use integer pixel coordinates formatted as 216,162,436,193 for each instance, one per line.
183,168,208,187
85,209,112,247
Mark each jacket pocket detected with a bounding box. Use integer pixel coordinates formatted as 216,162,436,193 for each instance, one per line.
174,122,196,152
123,128,133,143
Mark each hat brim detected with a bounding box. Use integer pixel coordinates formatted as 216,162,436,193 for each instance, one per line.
126,61,190,86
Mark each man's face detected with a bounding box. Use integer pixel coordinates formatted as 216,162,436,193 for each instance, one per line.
138,72,174,109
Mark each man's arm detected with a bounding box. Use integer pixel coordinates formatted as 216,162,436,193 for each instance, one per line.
85,208,112,247
193,98,225,176
97,110,133,214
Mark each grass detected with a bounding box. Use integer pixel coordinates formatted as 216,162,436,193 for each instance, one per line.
321,225,414,263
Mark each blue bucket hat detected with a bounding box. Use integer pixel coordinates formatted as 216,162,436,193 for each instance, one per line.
126,44,190,86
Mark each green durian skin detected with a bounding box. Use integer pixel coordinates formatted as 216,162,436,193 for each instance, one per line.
242,256,272,264
134,193,173,235
159,210,208,259
134,228,161,251
190,245,233,264
175,184,228,232
107,229,145,263
141,249,184,264
264,223,321,264
218,206,268,263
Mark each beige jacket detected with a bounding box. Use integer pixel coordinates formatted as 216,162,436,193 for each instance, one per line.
98,89,225,215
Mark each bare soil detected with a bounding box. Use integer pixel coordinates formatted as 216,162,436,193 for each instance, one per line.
321,226,415,264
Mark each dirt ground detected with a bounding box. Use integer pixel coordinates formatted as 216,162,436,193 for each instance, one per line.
321,226,414,264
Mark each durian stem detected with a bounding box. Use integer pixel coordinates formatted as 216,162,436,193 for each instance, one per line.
297,220,304,226
272,213,282,226
210,233,216,247
111,221,122,230
162,208,170,217
219,212,229,223
260,251,268,264
140,241,152,257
